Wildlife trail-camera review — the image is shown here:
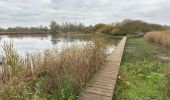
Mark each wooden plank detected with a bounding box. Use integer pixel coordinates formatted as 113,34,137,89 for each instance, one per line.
77,37,127,100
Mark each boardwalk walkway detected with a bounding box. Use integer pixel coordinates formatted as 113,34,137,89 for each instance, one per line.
77,37,127,100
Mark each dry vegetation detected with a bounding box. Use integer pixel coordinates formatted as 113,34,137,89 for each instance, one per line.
144,31,170,48
0,34,107,100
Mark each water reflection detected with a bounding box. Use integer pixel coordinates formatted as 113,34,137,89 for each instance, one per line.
0,34,116,57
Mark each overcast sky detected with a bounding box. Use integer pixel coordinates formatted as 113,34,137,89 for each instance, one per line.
0,0,170,27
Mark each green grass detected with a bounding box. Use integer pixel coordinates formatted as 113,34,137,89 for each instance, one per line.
114,37,170,100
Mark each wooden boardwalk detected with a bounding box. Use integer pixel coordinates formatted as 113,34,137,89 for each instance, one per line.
77,37,127,100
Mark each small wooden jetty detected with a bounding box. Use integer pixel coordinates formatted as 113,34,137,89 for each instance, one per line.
78,37,127,100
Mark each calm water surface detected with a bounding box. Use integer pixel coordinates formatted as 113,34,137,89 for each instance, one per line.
0,34,116,57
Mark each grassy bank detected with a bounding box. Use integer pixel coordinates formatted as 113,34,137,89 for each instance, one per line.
0,34,107,100
114,37,170,100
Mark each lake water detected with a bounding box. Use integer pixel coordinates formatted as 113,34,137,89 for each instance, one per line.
0,34,116,57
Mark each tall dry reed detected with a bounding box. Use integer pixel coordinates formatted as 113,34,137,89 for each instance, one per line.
0,34,107,99
144,31,170,48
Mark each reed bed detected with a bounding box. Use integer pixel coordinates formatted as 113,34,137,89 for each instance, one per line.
0,34,107,100
144,31,170,48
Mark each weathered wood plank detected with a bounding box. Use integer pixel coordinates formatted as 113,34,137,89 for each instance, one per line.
77,37,127,100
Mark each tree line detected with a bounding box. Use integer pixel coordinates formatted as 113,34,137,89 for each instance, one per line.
0,19,166,35
49,19,165,35
84,19,165,35
49,21,85,33
0,25,49,32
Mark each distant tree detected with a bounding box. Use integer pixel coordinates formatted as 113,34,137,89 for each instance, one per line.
98,25,114,34
116,19,164,35
93,23,106,32
49,21,60,34
49,22,85,34
84,25,94,33
0,28,5,32
39,25,49,32
82,19,164,35
4,25,48,33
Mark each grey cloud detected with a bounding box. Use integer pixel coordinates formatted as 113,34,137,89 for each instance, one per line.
0,0,170,27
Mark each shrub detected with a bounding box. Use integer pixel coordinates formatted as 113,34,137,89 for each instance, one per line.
144,31,170,48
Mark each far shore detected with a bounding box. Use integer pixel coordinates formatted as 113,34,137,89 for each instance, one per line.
0,31,49,35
